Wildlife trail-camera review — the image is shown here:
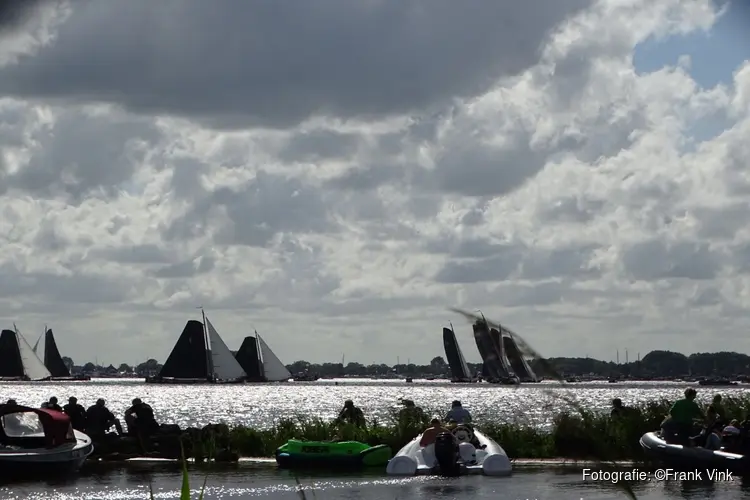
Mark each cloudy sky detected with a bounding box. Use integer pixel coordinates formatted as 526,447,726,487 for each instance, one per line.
1,0,749,367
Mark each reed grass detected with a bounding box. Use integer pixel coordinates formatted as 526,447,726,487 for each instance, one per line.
215,395,750,464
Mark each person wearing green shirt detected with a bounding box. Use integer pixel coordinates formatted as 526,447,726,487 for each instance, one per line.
667,388,703,445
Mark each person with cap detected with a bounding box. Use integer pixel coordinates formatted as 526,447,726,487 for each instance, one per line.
336,400,365,428
666,388,703,445
85,398,123,439
124,398,159,437
444,400,472,424
63,396,87,431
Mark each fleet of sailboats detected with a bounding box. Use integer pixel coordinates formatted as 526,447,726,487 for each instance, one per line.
445,318,539,385
147,309,291,384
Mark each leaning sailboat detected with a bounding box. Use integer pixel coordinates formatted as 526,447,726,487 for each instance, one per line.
234,330,291,382
146,310,247,384
501,328,540,383
442,324,475,383
0,325,51,381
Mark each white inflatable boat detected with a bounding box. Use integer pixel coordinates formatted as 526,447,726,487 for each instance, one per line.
386,425,512,476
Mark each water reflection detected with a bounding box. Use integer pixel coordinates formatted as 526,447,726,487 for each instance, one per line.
4,463,750,500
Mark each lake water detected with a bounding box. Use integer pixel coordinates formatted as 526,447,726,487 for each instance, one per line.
3,461,750,500
1,378,747,430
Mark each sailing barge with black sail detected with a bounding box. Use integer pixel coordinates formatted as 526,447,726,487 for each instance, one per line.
0,325,52,381
234,330,292,382
443,324,476,383
146,310,248,384
32,327,90,381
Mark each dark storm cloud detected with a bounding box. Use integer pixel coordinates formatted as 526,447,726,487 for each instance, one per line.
0,0,592,128
0,0,50,31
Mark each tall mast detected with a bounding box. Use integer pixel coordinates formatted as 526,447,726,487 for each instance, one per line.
199,306,213,381
255,329,265,379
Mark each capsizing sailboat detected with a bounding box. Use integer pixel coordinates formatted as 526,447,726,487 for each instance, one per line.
146,309,247,384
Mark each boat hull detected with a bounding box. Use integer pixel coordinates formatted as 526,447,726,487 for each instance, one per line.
0,430,94,480
144,377,245,384
640,431,750,476
386,429,512,477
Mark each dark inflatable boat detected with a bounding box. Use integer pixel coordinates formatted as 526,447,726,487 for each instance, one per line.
640,431,750,476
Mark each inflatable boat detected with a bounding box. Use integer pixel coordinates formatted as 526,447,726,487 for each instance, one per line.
386,425,512,476
275,439,391,469
640,431,750,476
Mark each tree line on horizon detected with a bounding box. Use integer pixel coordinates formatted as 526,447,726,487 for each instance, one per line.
62,350,750,378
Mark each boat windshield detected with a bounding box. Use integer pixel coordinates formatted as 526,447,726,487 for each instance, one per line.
1,411,45,437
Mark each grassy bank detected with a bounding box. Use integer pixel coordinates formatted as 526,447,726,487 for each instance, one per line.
218,395,750,461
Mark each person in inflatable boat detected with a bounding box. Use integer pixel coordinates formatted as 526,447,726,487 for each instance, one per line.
662,388,703,445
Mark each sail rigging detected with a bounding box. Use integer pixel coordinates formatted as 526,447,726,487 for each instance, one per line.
44,328,71,377
257,334,291,382
204,316,246,381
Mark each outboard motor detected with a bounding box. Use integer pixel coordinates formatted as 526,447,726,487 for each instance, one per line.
433,432,461,476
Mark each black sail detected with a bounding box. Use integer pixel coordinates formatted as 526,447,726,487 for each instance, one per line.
158,320,209,379
503,334,538,382
442,328,469,380
489,328,513,378
472,321,502,380
0,329,23,377
44,329,71,377
235,336,263,381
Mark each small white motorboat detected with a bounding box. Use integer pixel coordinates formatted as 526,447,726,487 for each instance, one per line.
0,404,94,479
640,431,748,476
386,425,512,476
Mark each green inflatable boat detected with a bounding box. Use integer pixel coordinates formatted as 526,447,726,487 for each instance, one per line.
275,440,392,469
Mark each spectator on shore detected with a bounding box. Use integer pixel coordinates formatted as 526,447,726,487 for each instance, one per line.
706,395,725,427
63,397,87,431
337,400,365,428
42,397,63,412
398,399,427,426
610,398,635,418
85,398,123,439
124,398,159,437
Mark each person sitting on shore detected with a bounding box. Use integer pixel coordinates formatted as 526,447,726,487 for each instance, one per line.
124,398,159,437
42,397,63,412
63,397,87,431
444,401,472,424
610,398,635,418
419,418,453,447
85,398,123,439
398,399,427,426
665,388,703,446
337,400,365,428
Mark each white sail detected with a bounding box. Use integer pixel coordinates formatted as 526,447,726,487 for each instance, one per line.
257,334,291,381
205,317,247,381
14,326,51,380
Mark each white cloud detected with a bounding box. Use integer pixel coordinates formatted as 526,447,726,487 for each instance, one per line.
0,0,748,365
